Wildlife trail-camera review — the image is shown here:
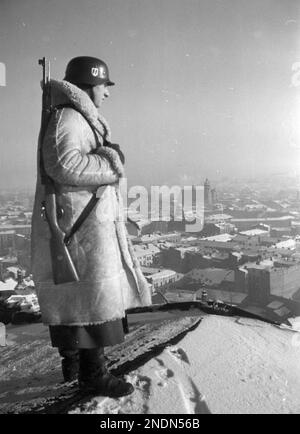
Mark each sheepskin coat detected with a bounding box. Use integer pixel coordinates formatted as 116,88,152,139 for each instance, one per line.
31,79,152,326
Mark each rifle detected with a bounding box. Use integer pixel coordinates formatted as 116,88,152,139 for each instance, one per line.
39,57,79,285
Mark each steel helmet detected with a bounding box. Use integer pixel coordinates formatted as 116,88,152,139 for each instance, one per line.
64,56,115,86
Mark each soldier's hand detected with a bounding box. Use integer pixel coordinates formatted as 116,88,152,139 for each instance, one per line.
104,141,125,165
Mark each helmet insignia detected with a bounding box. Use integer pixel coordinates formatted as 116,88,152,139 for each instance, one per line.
91,66,107,79
91,67,99,77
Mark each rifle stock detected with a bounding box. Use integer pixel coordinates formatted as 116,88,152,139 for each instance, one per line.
43,193,80,284
39,57,79,285
50,235,79,284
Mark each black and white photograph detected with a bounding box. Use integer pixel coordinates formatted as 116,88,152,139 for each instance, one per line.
0,0,300,416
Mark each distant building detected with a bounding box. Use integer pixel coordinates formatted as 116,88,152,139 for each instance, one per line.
259,236,282,247
196,239,239,253
0,277,17,292
198,222,235,238
204,178,211,208
291,221,300,236
205,213,233,224
270,227,291,237
204,179,217,209
247,263,300,304
0,224,31,236
0,230,15,255
162,246,197,273
211,188,217,204
233,233,261,249
201,233,233,242
274,239,296,250
230,216,294,231
270,265,300,300
135,232,181,246
147,269,182,291
235,267,248,293
184,251,213,272
273,257,300,268
195,288,247,306
134,244,161,267
6,266,25,281
185,268,235,290
164,290,196,302
239,228,269,237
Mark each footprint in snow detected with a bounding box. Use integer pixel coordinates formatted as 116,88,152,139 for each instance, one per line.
134,374,152,395
167,346,190,364
155,367,174,387
155,357,165,367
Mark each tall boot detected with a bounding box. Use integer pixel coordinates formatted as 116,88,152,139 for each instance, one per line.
59,348,79,382
122,314,129,334
78,348,134,398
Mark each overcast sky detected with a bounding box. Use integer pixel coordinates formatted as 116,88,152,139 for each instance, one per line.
0,0,300,189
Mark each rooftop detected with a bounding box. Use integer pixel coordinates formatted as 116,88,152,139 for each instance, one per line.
1,308,300,414
71,316,300,413
231,216,294,222
201,233,233,242
239,229,269,236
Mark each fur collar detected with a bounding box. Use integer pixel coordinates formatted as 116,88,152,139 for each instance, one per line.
49,79,124,177
50,79,111,141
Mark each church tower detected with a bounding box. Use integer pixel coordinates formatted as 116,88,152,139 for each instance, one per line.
204,178,211,207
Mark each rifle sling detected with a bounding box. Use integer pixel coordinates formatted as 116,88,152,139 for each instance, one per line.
41,103,104,246
64,193,99,246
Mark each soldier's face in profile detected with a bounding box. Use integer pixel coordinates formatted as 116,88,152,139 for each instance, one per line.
92,83,110,108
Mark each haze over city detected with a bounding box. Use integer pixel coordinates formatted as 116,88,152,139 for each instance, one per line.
2,1,300,415
0,0,300,189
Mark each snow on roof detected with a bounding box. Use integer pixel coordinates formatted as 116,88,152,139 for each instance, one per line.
23,278,35,287
287,317,300,331
176,246,199,253
201,233,233,242
244,260,273,270
6,266,21,273
183,236,198,241
141,267,163,274
150,269,177,279
231,216,294,222
239,229,269,236
0,230,15,235
74,316,300,414
275,239,296,249
232,251,242,258
0,224,31,230
205,213,233,221
134,244,160,256
0,278,17,291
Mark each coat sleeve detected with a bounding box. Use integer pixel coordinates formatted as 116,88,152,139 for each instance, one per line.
42,108,123,186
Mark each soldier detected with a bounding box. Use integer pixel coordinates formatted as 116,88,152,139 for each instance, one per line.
31,56,152,397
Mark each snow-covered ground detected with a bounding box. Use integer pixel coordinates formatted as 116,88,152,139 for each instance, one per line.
1,314,300,414
71,316,300,414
